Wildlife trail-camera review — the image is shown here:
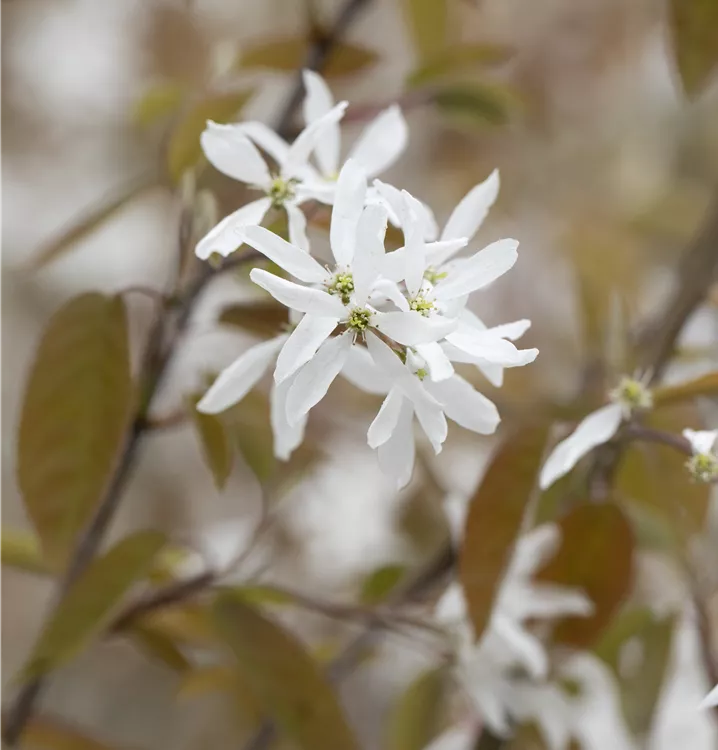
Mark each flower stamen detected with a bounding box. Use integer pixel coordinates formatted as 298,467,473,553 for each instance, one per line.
327,271,355,304
409,296,435,317
267,176,298,207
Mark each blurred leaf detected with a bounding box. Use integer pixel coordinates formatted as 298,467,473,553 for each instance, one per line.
653,371,718,406
178,665,235,699
2,527,47,575
30,175,159,268
133,82,186,128
167,90,254,182
434,84,520,127
21,717,128,750
385,666,447,750
226,585,296,606
138,603,216,646
402,0,448,63
360,564,407,605
239,36,378,77
20,531,165,681
460,425,550,641
188,395,234,490
213,592,360,750
407,43,512,88
669,0,718,96
128,623,191,672
593,605,654,672
226,391,276,482
219,301,289,338
537,503,634,648
18,294,132,568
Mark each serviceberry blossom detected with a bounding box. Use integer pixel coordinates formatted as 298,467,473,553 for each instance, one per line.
683,429,718,483
539,374,653,490
700,682,718,709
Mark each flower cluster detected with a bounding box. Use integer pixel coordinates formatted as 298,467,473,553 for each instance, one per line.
195,71,538,487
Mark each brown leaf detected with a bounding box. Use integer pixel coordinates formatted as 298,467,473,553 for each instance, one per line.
669,0,718,96
188,396,234,490
18,294,132,568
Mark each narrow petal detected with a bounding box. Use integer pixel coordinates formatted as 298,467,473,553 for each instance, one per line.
373,310,458,346
425,237,469,267
236,121,290,165
414,342,454,381
285,331,353,425
353,203,388,305
283,101,347,179
539,403,624,490
485,318,532,341
285,201,310,253
700,683,718,710
197,335,287,414
377,399,416,489
348,104,408,177
194,198,271,259
330,158,367,266
369,278,410,311
413,399,448,454
381,246,406,282
301,70,339,177
201,122,271,187
493,614,547,679
446,328,538,366
340,344,392,395
241,225,326,282
401,191,427,298
274,315,338,383
441,341,507,386
441,169,500,242
270,375,307,461
425,374,500,434
367,387,404,448
434,239,519,300
683,429,718,456
250,269,346,317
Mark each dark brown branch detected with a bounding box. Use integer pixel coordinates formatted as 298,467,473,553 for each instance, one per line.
624,424,693,456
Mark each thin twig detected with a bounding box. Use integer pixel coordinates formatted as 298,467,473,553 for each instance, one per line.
624,424,693,456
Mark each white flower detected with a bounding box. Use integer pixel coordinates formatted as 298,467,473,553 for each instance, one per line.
195,100,348,259
700,683,718,709
539,375,653,490
683,429,718,483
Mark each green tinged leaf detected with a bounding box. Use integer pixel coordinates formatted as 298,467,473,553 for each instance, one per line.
460,425,550,641
652,371,718,406
188,396,234,490
434,84,520,126
537,503,634,648
385,666,447,750
594,606,655,674
226,391,276,482
669,0,718,96
219,301,289,338
133,82,185,128
31,175,158,268
406,43,512,88
239,37,378,77
20,531,166,681
360,564,407,605
402,0,449,63
213,592,360,750
226,585,296,606
2,527,47,575
18,294,132,568
167,90,254,182
21,717,128,750
128,623,191,672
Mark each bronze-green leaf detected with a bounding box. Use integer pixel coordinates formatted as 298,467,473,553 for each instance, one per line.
2,527,48,575
669,0,718,96
21,717,129,750
226,390,276,482
128,623,191,672
213,592,360,750
652,371,718,407
402,0,449,63
434,83,520,127
460,425,549,641
385,665,448,750
360,564,407,605
18,294,132,568
406,43,512,88
20,530,166,681
188,396,234,490
133,82,186,128
537,503,634,648
167,90,255,182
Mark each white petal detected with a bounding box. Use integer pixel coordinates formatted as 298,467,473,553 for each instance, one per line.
475,361,505,387
285,331,352,424
274,315,338,383
372,311,458,346
434,239,518,300
425,237,469,267
348,104,408,177
425,375,500,434
446,328,538,366
236,121,290,165
369,278,410,311
201,122,271,187
283,101,347,179
700,683,718,709
353,203,387,305
301,70,339,177
194,198,271,259
241,226,326,282
285,201,310,253
270,375,306,460
296,179,336,205
485,318,532,341
539,403,624,490
340,345,392,395
441,169,500,242
330,159,367,266
377,398,416,489
683,429,718,456
414,342,454,381
197,335,287,414
413,398,448,454
493,614,548,679
250,268,346,316
401,191,427,298
381,247,406,282
517,584,594,620
367,387,404,448
510,523,561,577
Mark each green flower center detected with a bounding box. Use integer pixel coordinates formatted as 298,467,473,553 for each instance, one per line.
347,307,372,332
415,368,428,381
686,452,718,483
268,176,298,207
609,376,652,414
424,268,447,285
327,272,355,304
409,296,435,317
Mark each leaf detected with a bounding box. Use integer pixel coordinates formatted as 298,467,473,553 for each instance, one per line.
137,603,217,646
188,395,234,490
21,717,128,750
213,592,360,750
460,425,550,641
402,0,449,63
18,294,132,568
226,584,296,606
434,83,521,127
219,301,289,338
128,623,191,672
167,90,255,182
385,666,447,750
30,175,159,268
652,371,718,406
536,503,634,648
669,0,718,96
133,82,185,128
226,391,276,482
20,531,166,681
593,606,655,675
239,36,378,78
2,527,48,575
406,43,513,88
360,564,407,605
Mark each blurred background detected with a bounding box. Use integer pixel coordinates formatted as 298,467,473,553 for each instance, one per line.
3,0,718,748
